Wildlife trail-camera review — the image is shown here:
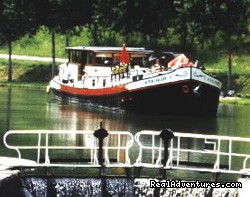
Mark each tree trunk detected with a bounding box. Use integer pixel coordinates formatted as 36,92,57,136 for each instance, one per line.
51,30,56,77
227,34,232,93
180,1,187,52
91,23,99,45
65,30,70,47
181,26,187,51
7,38,12,82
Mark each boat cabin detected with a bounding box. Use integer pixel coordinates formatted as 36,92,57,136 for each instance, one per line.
58,46,153,88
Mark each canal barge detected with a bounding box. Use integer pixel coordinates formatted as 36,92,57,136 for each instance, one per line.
48,45,222,116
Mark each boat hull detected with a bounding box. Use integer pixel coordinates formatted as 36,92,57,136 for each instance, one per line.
50,78,220,116
50,81,126,109
123,80,220,116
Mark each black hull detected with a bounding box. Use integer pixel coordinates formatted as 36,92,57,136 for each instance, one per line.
123,81,220,116
51,80,220,117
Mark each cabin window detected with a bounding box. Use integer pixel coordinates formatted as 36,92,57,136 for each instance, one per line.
103,79,106,87
92,79,96,87
86,52,93,64
113,53,121,65
68,50,85,65
130,55,148,67
96,53,112,58
96,57,113,66
95,53,113,66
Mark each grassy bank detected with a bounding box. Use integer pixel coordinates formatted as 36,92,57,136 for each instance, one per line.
0,81,47,89
0,59,51,89
219,97,250,105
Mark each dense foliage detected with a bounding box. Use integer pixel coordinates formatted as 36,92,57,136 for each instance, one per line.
0,0,249,86
0,0,39,81
90,0,249,52
1,0,248,50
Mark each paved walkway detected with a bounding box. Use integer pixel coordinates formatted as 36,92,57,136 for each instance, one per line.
0,157,36,181
0,157,36,168
0,54,67,63
0,169,19,181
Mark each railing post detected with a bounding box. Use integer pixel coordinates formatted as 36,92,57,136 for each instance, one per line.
94,123,109,197
45,132,50,164
37,132,41,163
159,129,174,179
94,122,109,176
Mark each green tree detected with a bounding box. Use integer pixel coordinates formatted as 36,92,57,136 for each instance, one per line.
123,0,174,49
173,0,249,93
90,0,174,49
195,0,249,92
33,0,91,76
0,0,38,81
216,0,249,92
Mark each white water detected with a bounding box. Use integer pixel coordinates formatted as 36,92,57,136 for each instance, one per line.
21,178,238,197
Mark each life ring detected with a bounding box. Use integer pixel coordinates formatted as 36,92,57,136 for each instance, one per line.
182,85,189,94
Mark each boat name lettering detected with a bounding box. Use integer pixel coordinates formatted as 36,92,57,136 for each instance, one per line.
145,76,168,85
193,71,221,87
193,71,205,79
206,77,221,86
175,71,188,77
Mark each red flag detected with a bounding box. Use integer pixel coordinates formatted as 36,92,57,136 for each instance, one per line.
120,44,129,64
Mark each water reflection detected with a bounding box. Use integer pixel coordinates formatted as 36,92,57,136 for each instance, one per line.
47,94,220,135
6,88,12,131
1,87,250,136
48,99,126,131
217,104,250,137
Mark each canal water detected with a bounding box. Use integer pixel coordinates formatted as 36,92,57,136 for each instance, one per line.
1,87,250,163
1,87,249,138
0,87,249,196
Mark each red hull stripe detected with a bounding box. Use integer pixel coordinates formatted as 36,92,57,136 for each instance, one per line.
60,84,126,96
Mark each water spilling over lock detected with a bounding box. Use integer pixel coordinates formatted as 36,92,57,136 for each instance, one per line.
20,177,238,197
22,177,134,197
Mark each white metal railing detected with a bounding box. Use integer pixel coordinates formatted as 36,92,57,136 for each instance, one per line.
3,130,134,168
3,129,250,175
134,130,250,174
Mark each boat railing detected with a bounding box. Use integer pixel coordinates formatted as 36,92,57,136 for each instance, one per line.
134,130,250,174
3,130,134,168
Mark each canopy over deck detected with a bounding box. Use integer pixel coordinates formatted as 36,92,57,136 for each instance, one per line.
65,46,153,54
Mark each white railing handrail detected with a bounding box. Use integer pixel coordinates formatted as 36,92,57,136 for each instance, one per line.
135,130,250,142
3,129,250,175
3,130,134,167
135,130,250,173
